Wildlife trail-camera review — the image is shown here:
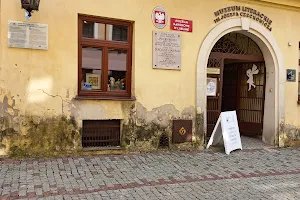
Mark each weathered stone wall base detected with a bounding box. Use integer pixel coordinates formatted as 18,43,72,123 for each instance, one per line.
0,96,205,157
279,123,300,147
0,115,81,158
122,103,204,152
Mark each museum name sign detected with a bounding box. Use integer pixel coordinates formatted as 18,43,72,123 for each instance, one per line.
214,6,273,31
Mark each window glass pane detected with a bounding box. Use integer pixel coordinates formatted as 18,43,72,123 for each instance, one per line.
82,21,105,40
108,49,127,91
81,47,102,90
106,24,128,42
298,71,300,96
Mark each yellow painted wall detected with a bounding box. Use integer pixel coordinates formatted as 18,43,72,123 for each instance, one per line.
255,0,300,8
0,0,299,128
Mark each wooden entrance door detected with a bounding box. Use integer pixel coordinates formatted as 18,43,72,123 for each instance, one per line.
236,62,266,136
221,62,266,136
206,55,223,137
221,63,238,112
206,32,265,139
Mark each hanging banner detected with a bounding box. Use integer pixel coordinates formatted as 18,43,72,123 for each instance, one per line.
207,111,243,155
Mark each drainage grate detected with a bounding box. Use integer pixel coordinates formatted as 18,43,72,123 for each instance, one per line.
82,120,120,148
159,134,169,148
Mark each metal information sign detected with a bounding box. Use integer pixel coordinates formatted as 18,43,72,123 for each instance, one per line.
8,20,48,50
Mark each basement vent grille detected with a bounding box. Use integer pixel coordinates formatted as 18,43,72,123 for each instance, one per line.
159,134,169,148
82,120,120,148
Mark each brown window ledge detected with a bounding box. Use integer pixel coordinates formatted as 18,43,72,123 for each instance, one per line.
75,95,136,101
298,96,300,105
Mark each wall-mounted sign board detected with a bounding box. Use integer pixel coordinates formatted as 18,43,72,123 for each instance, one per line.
207,68,220,74
170,18,193,32
207,111,242,155
153,31,181,70
8,20,48,50
152,6,168,29
213,6,273,31
286,69,296,82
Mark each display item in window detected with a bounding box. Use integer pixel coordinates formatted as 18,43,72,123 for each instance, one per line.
81,82,92,90
108,77,125,91
86,73,101,90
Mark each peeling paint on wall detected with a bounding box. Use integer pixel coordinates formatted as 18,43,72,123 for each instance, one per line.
122,102,203,152
0,94,80,157
1,91,300,158
0,91,206,157
0,94,20,152
279,123,300,147
8,116,81,157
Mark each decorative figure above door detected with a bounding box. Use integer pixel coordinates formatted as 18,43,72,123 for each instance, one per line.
246,64,259,91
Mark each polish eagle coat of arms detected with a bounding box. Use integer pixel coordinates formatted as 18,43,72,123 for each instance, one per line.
155,11,165,24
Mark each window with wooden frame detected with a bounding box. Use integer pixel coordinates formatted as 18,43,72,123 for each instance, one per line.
298,43,300,104
78,14,134,100
298,71,300,103
298,65,300,104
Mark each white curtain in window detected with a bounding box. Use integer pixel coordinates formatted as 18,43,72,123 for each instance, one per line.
106,25,113,40
94,23,98,39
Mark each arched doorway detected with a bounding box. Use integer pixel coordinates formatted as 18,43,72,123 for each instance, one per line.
196,18,285,146
206,32,266,140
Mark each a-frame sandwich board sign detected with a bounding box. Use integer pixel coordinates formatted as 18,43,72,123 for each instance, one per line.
206,111,242,155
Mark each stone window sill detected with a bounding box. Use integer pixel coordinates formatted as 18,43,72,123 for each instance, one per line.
82,146,124,151
75,95,136,101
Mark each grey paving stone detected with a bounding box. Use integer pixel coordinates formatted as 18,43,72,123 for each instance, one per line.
1,136,300,199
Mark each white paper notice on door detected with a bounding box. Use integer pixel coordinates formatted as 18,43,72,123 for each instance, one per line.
207,110,242,155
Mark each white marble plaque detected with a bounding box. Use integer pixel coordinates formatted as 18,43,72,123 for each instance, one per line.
8,20,48,50
153,31,181,70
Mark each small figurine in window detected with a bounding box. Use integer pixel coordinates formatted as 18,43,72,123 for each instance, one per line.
120,78,125,90
109,77,116,90
115,79,121,90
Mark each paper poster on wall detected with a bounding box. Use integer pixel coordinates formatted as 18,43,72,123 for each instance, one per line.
207,111,242,155
207,78,217,96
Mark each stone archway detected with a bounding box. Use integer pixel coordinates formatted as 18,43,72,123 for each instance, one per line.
196,18,285,146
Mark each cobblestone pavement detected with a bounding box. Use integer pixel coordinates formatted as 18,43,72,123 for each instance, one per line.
1,137,300,200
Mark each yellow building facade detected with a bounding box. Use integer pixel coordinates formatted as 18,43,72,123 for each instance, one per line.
0,0,299,157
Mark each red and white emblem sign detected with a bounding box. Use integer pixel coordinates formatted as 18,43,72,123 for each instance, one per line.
152,6,167,29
